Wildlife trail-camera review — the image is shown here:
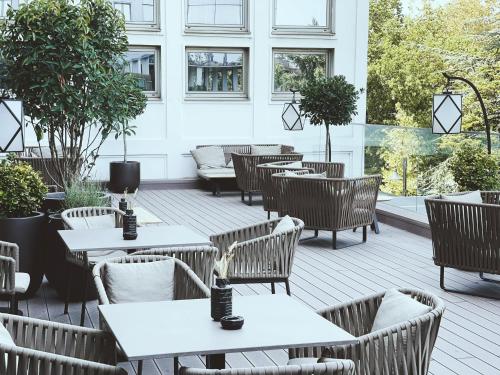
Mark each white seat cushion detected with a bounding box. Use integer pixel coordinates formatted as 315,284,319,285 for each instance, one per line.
104,259,175,304
14,273,30,294
251,145,281,155
272,215,296,234
191,147,227,169
371,289,431,332
197,168,236,179
443,190,483,204
0,323,15,347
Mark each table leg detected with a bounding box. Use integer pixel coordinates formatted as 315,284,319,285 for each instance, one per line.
206,354,225,369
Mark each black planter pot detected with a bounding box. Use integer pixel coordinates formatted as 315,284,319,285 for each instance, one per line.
44,214,97,302
0,212,45,296
211,278,233,321
109,161,140,194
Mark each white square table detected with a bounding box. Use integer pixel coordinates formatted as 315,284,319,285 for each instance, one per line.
58,224,211,252
98,294,358,371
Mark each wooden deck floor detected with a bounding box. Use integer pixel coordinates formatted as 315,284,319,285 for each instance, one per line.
6,188,500,375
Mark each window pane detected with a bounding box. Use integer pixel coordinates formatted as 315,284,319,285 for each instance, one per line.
275,0,327,28
273,52,327,92
187,51,244,93
111,0,156,24
123,50,156,92
187,0,243,26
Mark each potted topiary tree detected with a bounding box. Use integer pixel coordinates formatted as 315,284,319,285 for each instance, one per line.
299,75,362,162
0,0,147,189
0,156,48,295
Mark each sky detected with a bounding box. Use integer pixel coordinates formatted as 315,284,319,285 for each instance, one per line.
401,0,452,15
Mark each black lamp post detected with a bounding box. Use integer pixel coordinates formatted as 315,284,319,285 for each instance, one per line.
0,97,24,153
433,72,492,154
282,89,304,131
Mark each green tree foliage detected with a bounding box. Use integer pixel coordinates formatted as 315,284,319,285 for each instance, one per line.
300,76,361,161
0,0,147,186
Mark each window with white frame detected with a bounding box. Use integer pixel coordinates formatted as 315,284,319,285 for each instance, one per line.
272,49,332,99
273,0,334,34
186,48,248,99
185,0,248,32
111,0,158,29
123,47,160,98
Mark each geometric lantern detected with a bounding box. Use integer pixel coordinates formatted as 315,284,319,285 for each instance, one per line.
432,91,462,134
0,98,24,152
282,89,304,131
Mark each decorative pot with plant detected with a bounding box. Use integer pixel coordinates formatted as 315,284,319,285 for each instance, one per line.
109,120,141,194
299,75,362,162
0,156,48,296
211,242,237,321
0,0,147,189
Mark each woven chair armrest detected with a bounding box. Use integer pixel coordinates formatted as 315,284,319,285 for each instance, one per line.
0,256,16,294
174,261,211,300
482,191,500,205
0,314,118,364
0,344,126,375
210,219,280,251
0,241,19,269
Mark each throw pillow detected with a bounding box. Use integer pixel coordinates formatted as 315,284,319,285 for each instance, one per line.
286,161,303,169
442,190,483,204
104,259,175,304
371,289,431,332
0,322,15,346
301,172,327,179
191,147,227,170
272,215,295,234
251,145,282,155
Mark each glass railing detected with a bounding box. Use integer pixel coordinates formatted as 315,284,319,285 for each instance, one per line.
364,124,500,216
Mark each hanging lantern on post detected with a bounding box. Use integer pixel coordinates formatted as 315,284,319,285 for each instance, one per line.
0,98,24,152
432,89,462,135
282,89,304,131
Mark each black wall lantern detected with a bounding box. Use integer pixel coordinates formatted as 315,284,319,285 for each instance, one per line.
0,98,24,153
432,90,462,135
282,89,304,131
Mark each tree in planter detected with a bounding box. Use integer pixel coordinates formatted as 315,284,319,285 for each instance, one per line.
299,76,362,162
0,0,147,188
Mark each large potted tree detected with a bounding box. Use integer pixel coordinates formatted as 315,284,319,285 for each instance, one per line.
0,0,147,189
299,76,362,162
0,157,48,295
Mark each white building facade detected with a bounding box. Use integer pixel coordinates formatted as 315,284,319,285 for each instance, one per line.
21,0,370,181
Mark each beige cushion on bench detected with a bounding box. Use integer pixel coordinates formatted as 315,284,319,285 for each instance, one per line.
198,168,236,179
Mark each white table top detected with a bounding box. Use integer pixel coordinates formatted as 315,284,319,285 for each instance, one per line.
58,224,211,252
98,294,358,361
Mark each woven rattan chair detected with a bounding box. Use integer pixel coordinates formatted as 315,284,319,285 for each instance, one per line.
133,246,218,287
0,241,30,315
289,288,445,375
180,361,356,375
210,218,304,295
258,161,345,218
232,147,302,205
273,174,381,249
0,313,125,374
61,206,126,326
425,191,500,290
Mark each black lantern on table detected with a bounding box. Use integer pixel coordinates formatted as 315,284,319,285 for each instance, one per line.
0,98,24,152
432,90,462,135
282,89,304,131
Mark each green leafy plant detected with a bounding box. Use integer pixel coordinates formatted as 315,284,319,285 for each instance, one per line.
0,0,147,187
63,179,110,209
0,157,48,218
300,75,362,161
448,139,500,191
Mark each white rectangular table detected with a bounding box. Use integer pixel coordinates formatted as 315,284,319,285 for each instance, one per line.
58,224,211,252
98,294,358,370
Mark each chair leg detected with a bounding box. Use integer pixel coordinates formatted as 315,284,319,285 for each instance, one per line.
285,280,291,296
314,229,319,237
271,282,275,294
10,295,17,315
241,191,245,202
174,357,179,375
362,226,367,242
64,265,72,315
267,211,270,220
440,266,445,290
248,192,253,206
332,231,337,249
80,270,89,326
138,360,143,375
